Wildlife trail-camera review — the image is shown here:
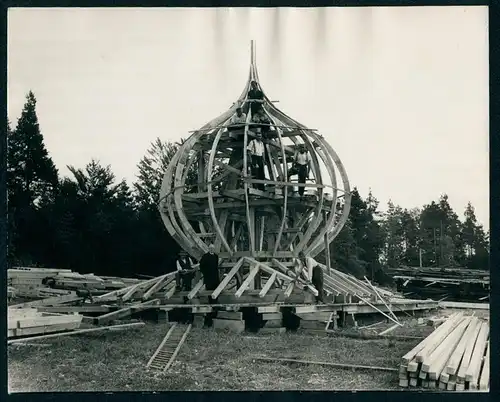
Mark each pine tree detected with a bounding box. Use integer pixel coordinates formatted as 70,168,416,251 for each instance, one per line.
419,195,465,267
382,200,405,268
8,91,58,206
461,202,489,270
438,194,465,266
462,202,477,259
400,208,420,266
7,91,59,265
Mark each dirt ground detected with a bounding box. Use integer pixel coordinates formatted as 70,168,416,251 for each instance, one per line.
8,308,483,392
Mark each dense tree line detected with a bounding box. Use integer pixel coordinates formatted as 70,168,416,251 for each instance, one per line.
6,92,490,283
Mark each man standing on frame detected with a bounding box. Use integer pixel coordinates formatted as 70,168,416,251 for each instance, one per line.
246,129,266,191
228,106,247,140
288,144,311,198
245,80,264,115
199,244,221,305
294,251,325,304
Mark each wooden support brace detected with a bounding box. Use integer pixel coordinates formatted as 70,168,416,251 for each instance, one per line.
259,272,277,298
235,266,260,298
143,273,176,300
284,282,295,298
187,279,205,300
211,258,245,299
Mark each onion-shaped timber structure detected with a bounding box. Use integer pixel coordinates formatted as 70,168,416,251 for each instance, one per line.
158,41,351,273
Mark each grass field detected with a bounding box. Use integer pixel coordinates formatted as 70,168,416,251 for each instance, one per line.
8,313,444,392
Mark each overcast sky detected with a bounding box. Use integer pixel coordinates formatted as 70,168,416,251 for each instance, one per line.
7,7,489,228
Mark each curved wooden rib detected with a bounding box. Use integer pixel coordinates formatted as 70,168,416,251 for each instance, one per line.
174,142,209,253
160,149,200,258
264,109,326,254
159,107,238,257
307,135,351,257
264,110,288,256
207,126,233,255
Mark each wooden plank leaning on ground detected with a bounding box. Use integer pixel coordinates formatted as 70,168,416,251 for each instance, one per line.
7,322,145,344
252,356,398,373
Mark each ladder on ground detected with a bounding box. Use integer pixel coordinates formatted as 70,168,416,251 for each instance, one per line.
146,323,192,372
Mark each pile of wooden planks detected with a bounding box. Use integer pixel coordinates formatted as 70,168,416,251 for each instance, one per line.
8,267,144,298
399,312,489,391
389,266,489,303
8,308,83,338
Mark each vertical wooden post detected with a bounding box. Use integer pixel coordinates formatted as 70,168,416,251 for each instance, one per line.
323,211,331,275
249,208,256,257
198,151,205,192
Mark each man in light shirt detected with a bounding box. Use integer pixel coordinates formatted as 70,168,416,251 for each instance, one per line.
288,144,311,197
246,129,266,191
294,251,325,304
228,106,247,139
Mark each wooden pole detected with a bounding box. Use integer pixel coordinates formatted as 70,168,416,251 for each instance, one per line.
323,211,331,276
252,357,398,373
8,322,145,344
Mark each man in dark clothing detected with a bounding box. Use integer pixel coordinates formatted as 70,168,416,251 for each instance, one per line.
199,244,220,304
244,80,264,115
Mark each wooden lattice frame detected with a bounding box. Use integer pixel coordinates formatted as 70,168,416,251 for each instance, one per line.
158,41,351,266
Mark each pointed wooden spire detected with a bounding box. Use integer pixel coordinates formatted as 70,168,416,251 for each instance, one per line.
250,40,256,66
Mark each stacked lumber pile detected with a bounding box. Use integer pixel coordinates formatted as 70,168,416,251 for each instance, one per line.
389,266,489,302
8,267,143,298
388,266,489,281
399,312,490,391
8,308,83,338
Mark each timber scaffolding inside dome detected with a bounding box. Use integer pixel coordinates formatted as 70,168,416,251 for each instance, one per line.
157,41,438,323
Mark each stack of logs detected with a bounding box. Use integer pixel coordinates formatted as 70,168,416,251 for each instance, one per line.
399,312,489,391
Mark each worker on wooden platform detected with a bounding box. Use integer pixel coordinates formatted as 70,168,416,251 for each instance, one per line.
228,106,247,140
295,251,325,304
288,144,311,198
244,80,264,115
251,108,271,137
175,253,196,292
247,129,266,191
200,244,221,305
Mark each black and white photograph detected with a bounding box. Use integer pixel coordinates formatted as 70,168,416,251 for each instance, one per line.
6,6,489,392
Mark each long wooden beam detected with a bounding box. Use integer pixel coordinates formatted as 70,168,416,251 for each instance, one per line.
8,322,146,344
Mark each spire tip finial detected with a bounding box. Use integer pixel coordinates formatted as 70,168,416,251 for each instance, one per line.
250,40,256,65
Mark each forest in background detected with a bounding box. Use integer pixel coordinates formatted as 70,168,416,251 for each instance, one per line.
6,92,490,285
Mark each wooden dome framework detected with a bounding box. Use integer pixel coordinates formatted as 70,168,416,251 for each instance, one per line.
158,41,351,298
